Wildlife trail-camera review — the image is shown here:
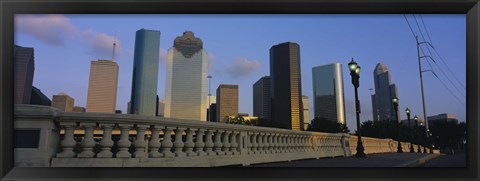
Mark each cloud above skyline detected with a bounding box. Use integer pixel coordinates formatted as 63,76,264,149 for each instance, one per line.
15,14,121,58
225,57,261,79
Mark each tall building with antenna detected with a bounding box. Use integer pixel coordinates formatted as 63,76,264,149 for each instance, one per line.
129,29,161,116
86,35,119,113
371,62,399,122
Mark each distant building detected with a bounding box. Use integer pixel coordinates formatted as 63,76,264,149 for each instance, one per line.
302,95,310,130
312,63,346,124
427,113,458,126
270,42,304,130
73,106,86,113
30,86,51,106
253,76,271,121
206,96,216,121
371,63,399,122
130,28,161,116
207,103,217,122
51,93,74,112
216,84,239,122
14,45,34,104
158,99,165,117
165,31,208,121
86,59,119,113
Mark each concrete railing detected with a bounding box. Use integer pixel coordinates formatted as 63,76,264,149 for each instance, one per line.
14,105,433,167
348,136,428,155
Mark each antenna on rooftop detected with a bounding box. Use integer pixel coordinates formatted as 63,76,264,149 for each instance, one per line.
112,31,117,61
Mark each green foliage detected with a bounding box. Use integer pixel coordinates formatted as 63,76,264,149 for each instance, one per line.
429,121,466,151
225,115,257,126
307,117,349,133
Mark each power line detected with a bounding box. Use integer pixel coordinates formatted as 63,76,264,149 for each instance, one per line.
413,15,465,98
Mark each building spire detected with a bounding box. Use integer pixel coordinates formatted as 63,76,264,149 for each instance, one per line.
112,32,117,61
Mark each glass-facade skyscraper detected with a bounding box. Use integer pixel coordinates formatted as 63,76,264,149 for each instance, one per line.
270,42,304,131
129,29,161,116
372,62,399,122
311,63,346,124
14,45,34,104
165,31,208,121
253,76,271,121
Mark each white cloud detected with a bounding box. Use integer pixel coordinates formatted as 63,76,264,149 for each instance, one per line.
15,14,121,58
158,48,168,64
225,57,261,79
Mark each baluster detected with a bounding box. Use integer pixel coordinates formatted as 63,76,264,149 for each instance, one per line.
57,122,77,158
229,131,239,155
97,123,115,158
281,134,287,153
183,128,196,157
195,129,206,156
78,123,97,158
213,130,224,155
257,133,265,154
204,129,215,156
173,127,186,157
133,125,148,158
263,133,270,154
148,125,162,158
222,131,231,155
251,132,258,154
116,124,132,158
293,135,298,152
271,133,278,153
161,126,174,157
268,133,274,154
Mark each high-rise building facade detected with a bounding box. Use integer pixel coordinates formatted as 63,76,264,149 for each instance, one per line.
165,31,208,121
51,93,74,112
86,60,119,113
311,63,346,124
270,42,304,130
30,86,51,106
253,76,271,121
130,29,161,116
216,84,239,122
302,95,310,130
158,99,165,117
14,45,34,104
372,63,399,122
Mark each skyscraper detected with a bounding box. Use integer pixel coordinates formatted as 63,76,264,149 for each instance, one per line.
130,29,161,116
253,76,271,121
270,42,304,131
312,63,346,124
372,62,399,122
302,95,310,130
165,31,208,121
14,45,34,104
51,93,74,112
216,84,239,122
30,86,51,106
86,60,119,113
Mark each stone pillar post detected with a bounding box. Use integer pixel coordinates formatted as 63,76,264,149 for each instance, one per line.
161,126,174,157
97,123,115,158
173,127,186,157
222,131,231,155
133,125,148,158
204,129,215,156
148,125,162,158
184,128,196,156
116,124,132,158
78,123,97,158
57,123,77,158
213,130,224,155
195,129,206,156
229,131,239,155
264,133,271,154
257,133,264,154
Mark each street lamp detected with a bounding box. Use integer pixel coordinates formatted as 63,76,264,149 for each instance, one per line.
405,108,414,152
348,58,366,158
392,96,403,153
414,115,421,152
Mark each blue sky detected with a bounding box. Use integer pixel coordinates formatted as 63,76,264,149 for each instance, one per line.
14,14,466,131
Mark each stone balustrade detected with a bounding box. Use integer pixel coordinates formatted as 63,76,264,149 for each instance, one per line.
14,105,434,167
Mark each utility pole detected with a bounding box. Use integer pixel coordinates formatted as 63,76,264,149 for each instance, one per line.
416,36,430,146
207,75,212,122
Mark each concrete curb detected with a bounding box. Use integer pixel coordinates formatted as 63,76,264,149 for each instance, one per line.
394,154,443,167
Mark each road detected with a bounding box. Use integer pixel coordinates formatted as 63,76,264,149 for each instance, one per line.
420,152,466,167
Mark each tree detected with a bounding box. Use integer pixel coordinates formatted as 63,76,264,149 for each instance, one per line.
307,117,349,133
225,115,257,126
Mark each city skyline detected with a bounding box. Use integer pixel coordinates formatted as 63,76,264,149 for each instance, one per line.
14,14,466,132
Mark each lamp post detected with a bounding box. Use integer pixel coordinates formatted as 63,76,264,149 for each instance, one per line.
392,97,403,153
406,108,414,153
415,115,421,153
348,58,366,158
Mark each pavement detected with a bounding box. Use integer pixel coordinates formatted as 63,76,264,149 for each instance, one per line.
420,152,466,167
245,153,441,167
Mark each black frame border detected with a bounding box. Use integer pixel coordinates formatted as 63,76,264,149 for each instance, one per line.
1,0,479,180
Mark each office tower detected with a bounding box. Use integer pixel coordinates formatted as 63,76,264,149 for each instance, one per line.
130,29,161,116
270,42,304,130
253,76,271,121
371,63,399,122
51,93,74,112
73,106,86,112
86,60,119,113
158,99,165,117
30,86,51,106
427,113,459,126
216,84,239,122
311,63,346,124
14,45,34,104
165,31,208,121
302,95,310,130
